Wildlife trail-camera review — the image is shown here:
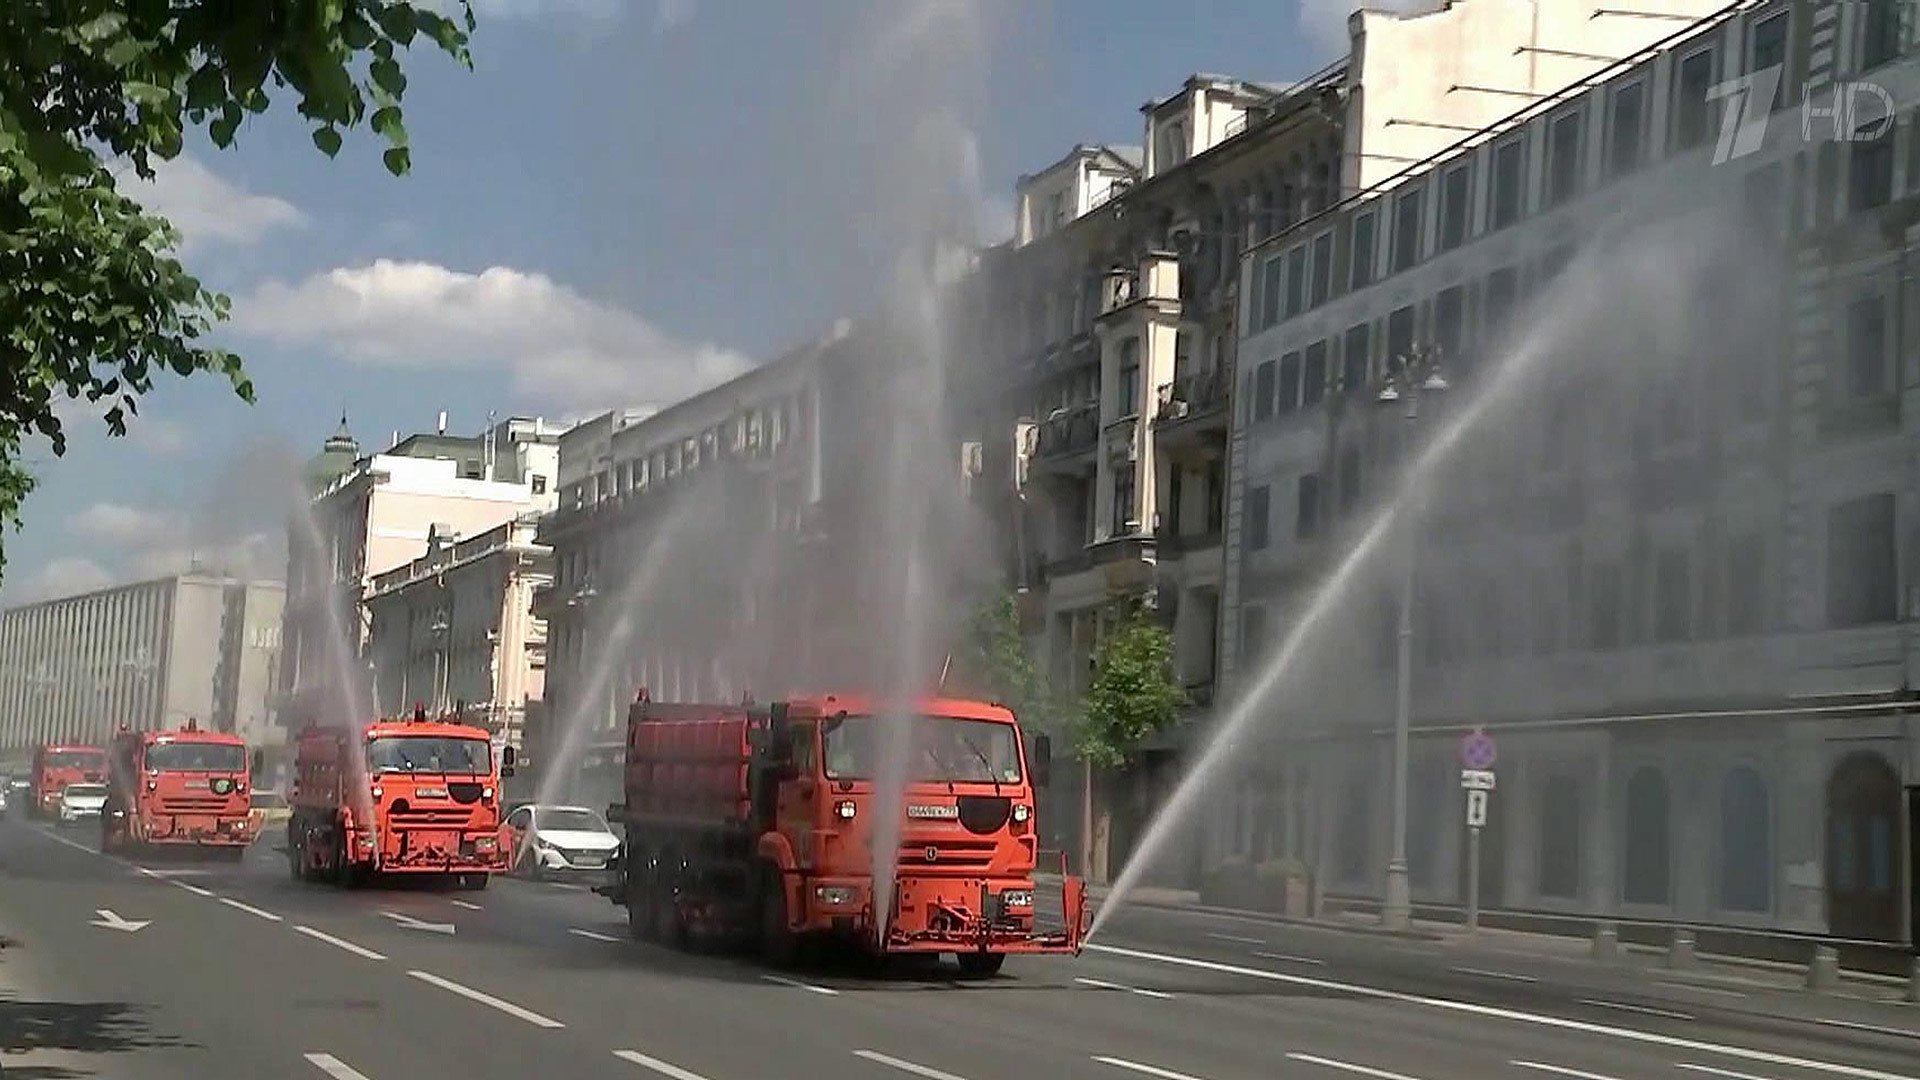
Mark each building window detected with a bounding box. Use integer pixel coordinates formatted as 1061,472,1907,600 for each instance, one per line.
1252,360,1276,422
1546,109,1584,207
1589,559,1622,649
1752,12,1789,109
1539,775,1582,899
1484,266,1520,347
1674,49,1716,150
1302,341,1328,408
1285,246,1308,320
1118,337,1141,416
1350,211,1377,289
1387,306,1415,362
1342,323,1370,396
1623,767,1672,905
1392,187,1423,273
1246,485,1271,550
1112,467,1136,536
1491,137,1526,230
1727,534,1765,636
1719,766,1772,913
531,474,548,495
1439,163,1471,251
1259,253,1284,329
1654,547,1693,643
1861,0,1902,69
1278,351,1303,415
1434,286,1465,371
1852,124,1895,210
1609,81,1647,177
1296,473,1322,539
1826,493,1897,627
1311,232,1334,307
1846,295,1890,400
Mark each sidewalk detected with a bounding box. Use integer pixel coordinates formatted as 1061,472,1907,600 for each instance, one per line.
1044,873,1920,1007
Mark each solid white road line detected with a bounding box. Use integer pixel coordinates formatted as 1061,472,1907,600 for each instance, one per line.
1254,951,1326,966
305,1052,375,1080
1655,982,1748,999
450,899,483,911
170,880,214,897
1675,1064,1780,1080
1450,966,1538,984
219,897,282,922
1512,1061,1627,1080
1577,999,1693,1021
1810,1017,1920,1040
546,881,586,891
292,925,387,961
569,928,620,943
853,1049,971,1080
613,1049,716,1080
1074,976,1174,999
38,828,97,856
407,970,565,1028
1286,1052,1424,1080
762,974,838,996
1091,1055,1211,1080
1085,943,1920,1080
1207,932,1266,945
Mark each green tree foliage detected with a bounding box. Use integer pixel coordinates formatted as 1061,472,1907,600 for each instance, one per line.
1074,599,1184,770
0,1,476,579
948,591,1059,731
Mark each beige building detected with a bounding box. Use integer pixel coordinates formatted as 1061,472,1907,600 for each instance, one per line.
0,572,285,758
363,513,550,751
280,416,560,729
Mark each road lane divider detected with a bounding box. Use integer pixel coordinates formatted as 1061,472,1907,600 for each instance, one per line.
569,928,620,943
407,970,565,1028
38,828,98,856
305,1052,376,1079
219,897,282,922
450,899,484,911
1091,1055,1211,1079
1253,951,1326,966
1085,943,1920,1080
1577,999,1692,1021
1655,982,1747,999
853,1049,971,1079
170,880,215,897
1512,1061,1626,1080
1675,1065,1779,1080
613,1049,716,1080
761,974,838,995
1286,1052,1423,1080
1074,976,1173,999
1808,1017,1920,1041
292,925,388,961
1449,966,1538,984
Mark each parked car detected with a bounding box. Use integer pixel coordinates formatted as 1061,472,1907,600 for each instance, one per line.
0,776,11,816
58,782,108,826
5,777,28,818
248,789,290,832
502,804,619,881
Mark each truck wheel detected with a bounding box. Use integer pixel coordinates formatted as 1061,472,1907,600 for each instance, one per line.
625,866,656,941
957,952,1006,978
460,873,489,891
653,872,685,948
759,867,798,968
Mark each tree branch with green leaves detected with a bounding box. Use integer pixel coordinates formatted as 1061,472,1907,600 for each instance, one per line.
0,0,475,582
948,590,1061,732
1074,598,1185,770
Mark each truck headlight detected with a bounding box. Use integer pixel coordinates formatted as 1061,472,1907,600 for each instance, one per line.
815,885,857,906
834,800,856,820
1000,889,1033,909
1011,804,1030,823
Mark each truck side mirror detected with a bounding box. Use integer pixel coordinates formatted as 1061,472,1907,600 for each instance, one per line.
250,750,264,775
502,746,518,768
1031,734,1053,788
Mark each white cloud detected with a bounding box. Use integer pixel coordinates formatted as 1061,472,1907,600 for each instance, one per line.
69,502,183,548
231,259,755,411
129,418,191,457
131,530,283,583
16,557,115,603
122,155,306,254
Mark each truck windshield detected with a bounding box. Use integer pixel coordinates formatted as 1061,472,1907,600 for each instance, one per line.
45,751,103,770
366,736,490,775
146,742,246,772
822,716,1023,784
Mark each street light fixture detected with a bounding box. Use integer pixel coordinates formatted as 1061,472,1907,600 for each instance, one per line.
1376,342,1448,932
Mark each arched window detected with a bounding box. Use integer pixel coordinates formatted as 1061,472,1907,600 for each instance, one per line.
1623,766,1671,905
1719,766,1771,913
1538,773,1582,899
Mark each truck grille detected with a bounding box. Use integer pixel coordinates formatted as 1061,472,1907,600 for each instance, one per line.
390,806,478,828
899,838,997,869
160,796,232,814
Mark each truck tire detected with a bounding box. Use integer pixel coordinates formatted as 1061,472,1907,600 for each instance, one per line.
459,873,489,891
625,861,656,941
759,865,798,968
957,952,1006,978
652,869,685,948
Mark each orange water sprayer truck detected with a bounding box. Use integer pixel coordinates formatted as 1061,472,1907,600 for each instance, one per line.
102,719,260,858
595,689,1085,974
288,704,515,889
30,743,106,819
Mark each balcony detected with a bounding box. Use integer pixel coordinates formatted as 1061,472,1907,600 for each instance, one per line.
1154,369,1231,454
1043,532,1157,595
1033,403,1099,474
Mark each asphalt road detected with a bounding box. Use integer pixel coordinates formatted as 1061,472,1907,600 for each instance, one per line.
2,815,1917,1080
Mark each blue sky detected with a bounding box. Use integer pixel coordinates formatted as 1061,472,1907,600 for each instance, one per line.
2,0,1343,605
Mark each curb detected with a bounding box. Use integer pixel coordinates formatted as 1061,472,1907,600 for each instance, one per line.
1045,876,1449,942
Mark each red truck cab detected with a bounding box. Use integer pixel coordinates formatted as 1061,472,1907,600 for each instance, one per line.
102,720,257,858
288,705,514,889
31,744,106,818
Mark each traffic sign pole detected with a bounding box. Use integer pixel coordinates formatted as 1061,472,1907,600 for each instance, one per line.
1458,726,1496,936
1467,822,1482,932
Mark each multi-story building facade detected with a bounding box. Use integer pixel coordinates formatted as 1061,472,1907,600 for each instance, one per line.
1222,0,1920,945
279,416,560,731
363,513,550,759
0,573,285,759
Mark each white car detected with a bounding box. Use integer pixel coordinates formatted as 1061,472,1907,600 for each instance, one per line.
58,783,108,825
504,804,619,881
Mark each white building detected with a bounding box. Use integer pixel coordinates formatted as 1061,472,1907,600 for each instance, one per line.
279,416,560,730
0,573,284,758
363,513,550,754
1222,0,1920,945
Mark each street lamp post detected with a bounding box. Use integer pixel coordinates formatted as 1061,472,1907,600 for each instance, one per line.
1377,342,1448,932
429,606,452,714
